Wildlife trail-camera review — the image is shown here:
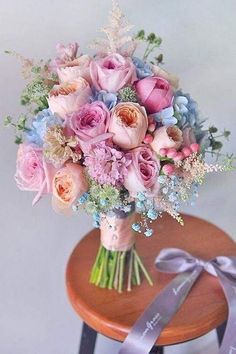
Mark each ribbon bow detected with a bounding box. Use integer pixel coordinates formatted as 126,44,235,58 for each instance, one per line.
118,248,236,354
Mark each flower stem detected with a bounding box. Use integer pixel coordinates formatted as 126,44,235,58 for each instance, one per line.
108,252,118,290
118,251,126,293
127,248,134,292
90,245,103,283
114,252,121,290
134,251,141,286
134,249,154,286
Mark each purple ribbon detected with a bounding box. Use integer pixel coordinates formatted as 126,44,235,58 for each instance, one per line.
118,248,236,354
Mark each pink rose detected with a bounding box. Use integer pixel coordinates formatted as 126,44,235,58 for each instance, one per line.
52,163,88,214
57,55,91,84
124,146,160,197
151,64,179,89
48,78,91,119
150,126,183,155
108,102,148,149
90,53,137,92
15,144,56,205
69,101,110,143
135,76,173,114
182,127,196,147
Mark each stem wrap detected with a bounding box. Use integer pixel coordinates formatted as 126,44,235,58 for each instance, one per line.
100,212,136,252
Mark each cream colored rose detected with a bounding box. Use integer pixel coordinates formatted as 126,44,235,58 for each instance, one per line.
108,102,148,149
57,55,91,84
151,126,183,155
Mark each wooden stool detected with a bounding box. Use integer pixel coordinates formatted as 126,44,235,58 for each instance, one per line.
66,214,236,354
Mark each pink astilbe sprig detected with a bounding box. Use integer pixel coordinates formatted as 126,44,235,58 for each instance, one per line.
84,141,132,186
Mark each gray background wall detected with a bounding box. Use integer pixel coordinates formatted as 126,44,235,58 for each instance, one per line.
0,0,235,353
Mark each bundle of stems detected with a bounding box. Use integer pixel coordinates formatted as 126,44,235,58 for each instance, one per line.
90,245,153,292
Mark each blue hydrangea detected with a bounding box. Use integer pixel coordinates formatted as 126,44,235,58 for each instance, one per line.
132,57,153,79
91,90,117,110
151,106,178,126
174,91,210,146
26,109,63,146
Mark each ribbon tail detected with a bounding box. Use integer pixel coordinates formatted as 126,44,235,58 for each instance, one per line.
214,268,236,354
118,266,203,354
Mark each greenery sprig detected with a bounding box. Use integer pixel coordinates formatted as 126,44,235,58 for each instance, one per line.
135,29,163,63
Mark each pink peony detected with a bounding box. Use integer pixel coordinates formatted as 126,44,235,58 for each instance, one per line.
151,64,179,89
124,146,160,197
52,163,88,213
151,126,183,155
135,76,173,114
48,78,91,119
69,101,110,143
108,102,148,149
57,55,91,84
15,144,56,205
90,53,137,92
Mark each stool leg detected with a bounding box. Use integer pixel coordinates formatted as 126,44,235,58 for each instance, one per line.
79,322,97,354
150,346,164,354
216,321,227,346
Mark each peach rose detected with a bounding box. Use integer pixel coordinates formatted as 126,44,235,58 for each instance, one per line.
151,64,179,89
57,55,91,84
52,163,88,213
151,126,183,155
108,102,148,149
48,78,91,119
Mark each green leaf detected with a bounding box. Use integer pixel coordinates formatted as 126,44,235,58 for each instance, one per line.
223,130,231,139
147,33,156,43
209,126,218,134
136,29,145,40
15,136,23,144
3,115,12,127
211,140,223,150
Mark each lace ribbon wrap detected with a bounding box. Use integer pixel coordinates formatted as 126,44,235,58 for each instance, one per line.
100,207,136,252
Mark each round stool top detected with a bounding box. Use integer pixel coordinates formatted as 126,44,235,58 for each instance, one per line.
66,214,236,346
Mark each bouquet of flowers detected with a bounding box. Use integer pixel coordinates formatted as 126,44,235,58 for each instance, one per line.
5,1,234,293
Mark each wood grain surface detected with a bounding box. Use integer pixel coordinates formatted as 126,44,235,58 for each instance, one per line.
66,214,236,346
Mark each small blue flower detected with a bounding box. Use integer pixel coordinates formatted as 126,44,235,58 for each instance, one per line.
137,192,146,201
91,90,117,110
136,200,145,209
158,175,167,184
78,192,89,204
93,220,100,228
144,228,153,237
147,209,158,220
168,192,178,202
151,106,178,126
100,199,108,206
132,57,153,79
26,109,63,146
132,223,141,232
92,212,100,222
72,204,79,212
123,204,132,213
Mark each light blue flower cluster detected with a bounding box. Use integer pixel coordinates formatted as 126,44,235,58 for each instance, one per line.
174,91,210,148
26,109,63,146
132,192,159,237
91,90,117,110
151,106,178,126
132,57,153,79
